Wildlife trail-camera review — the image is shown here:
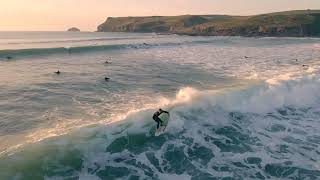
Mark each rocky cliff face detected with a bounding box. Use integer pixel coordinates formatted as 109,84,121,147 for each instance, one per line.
97,10,320,37
97,16,209,33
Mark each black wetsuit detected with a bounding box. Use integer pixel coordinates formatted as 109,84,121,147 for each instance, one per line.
153,110,169,129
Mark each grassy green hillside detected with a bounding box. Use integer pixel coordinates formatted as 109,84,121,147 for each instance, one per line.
97,10,320,37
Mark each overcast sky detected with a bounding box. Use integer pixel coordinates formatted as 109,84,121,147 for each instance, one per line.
1,0,320,31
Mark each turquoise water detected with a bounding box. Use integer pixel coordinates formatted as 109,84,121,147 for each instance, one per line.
0,32,320,179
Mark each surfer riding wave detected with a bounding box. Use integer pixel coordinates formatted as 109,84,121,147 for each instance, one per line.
153,109,169,129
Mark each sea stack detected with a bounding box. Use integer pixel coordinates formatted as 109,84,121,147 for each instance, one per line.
67,27,80,32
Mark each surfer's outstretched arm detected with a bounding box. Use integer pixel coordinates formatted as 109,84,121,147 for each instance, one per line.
160,109,169,114
163,110,169,114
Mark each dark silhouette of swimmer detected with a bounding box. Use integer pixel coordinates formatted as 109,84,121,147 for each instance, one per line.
55,70,61,74
6,56,12,60
302,64,308,67
244,56,249,59
153,109,169,129
105,77,110,81
105,61,111,64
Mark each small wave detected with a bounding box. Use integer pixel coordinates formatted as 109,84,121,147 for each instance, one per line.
0,37,241,60
0,41,184,60
2,36,145,45
0,43,147,59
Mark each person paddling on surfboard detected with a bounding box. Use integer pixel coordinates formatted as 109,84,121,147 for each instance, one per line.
153,109,169,129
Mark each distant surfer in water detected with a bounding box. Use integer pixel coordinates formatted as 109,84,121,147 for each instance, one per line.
153,109,169,129
55,70,61,75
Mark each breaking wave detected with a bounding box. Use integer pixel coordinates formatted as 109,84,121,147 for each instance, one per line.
1,72,320,180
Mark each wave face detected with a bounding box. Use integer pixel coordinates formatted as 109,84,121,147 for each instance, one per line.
0,44,127,58
1,33,320,179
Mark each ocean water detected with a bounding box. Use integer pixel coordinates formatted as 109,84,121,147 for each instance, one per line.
0,31,320,180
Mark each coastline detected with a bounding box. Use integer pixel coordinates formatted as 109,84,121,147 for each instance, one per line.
97,10,320,38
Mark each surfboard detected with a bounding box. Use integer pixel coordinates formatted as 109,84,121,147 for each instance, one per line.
155,113,170,136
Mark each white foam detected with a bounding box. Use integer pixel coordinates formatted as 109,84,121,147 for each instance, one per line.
78,174,101,180
158,173,191,180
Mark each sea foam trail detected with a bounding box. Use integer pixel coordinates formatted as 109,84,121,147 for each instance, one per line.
1,72,320,179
